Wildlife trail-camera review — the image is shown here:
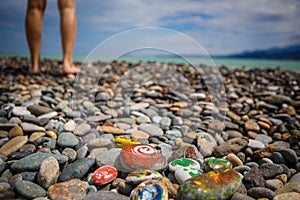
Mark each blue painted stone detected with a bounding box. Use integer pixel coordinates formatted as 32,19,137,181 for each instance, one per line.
130,180,168,200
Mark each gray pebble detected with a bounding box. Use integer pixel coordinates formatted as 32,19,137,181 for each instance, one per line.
138,123,164,137
57,132,79,147
247,187,276,199
15,180,46,199
259,163,284,179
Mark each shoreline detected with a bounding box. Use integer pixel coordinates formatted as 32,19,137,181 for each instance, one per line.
0,56,299,199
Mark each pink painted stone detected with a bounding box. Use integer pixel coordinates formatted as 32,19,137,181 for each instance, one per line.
120,144,167,172
92,166,118,185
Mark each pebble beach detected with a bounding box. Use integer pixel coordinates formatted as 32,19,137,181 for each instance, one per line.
0,56,300,200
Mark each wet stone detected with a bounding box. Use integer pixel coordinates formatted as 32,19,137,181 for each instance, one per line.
92,166,118,185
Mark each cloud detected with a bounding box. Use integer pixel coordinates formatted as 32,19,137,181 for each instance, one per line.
0,0,299,55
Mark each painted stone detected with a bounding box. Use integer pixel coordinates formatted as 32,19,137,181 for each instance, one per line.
130,180,168,200
204,158,232,172
178,168,242,200
183,146,197,160
169,158,202,184
120,144,167,172
92,166,118,185
126,169,162,185
114,136,141,147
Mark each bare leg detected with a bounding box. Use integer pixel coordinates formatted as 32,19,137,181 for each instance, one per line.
58,0,79,74
25,0,46,74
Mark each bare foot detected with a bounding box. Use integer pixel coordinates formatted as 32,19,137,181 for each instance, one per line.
63,64,80,74
30,65,40,74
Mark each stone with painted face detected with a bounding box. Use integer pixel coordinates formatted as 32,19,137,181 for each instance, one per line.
120,144,167,172
92,166,118,185
130,180,168,200
168,158,202,184
126,169,162,185
177,168,242,200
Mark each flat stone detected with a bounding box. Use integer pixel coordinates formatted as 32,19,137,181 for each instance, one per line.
57,132,79,148
130,103,149,111
86,115,111,122
289,172,300,187
245,121,260,132
95,148,121,167
178,168,241,200
119,144,167,172
38,156,60,189
92,166,118,185
63,120,76,132
99,126,125,135
131,130,149,140
247,139,265,150
213,137,249,157
37,111,58,120
0,136,28,156
7,125,23,138
226,153,243,167
48,179,87,200
259,163,284,179
15,180,46,199
87,138,113,150
138,123,164,137
58,158,95,182
197,131,217,157
266,179,283,191
27,104,53,116
227,111,241,121
255,134,272,144
12,107,31,117
74,123,91,136
21,122,45,132
247,187,276,199
11,152,68,172
226,130,243,139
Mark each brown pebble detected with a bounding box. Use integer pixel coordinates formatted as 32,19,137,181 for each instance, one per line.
227,111,241,121
99,126,125,135
48,179,87,200
281,133,291,140
245,121,260,132
45,130,57,139
159,177,178,199
0,136,28,156
275,174,288,184
38,156,59,189
8,126,23,138
29,132,45,142
247,131,257,139
273,192,300,200
257,121,270,129
259,117,273,126
226,153,243,167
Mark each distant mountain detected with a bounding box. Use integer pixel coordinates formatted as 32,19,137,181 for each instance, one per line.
226,45,300,60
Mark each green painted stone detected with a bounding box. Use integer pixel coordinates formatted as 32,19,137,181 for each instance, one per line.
177,168,242,200
204,158,232,172
126,169,162,184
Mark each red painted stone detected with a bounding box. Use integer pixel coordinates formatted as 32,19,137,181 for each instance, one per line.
92,166,118,185
120,144,167,172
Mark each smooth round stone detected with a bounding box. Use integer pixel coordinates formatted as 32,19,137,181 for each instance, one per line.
74,123,91,136
63,120,76,132
0,136,28,156
27,104,53,116
92,166,118,185
126,169,162,184
8,125,23,138
21,122,45,132
57,132,79,148
38,156,59,189
204,158,232,171
247,187,276,199
178,168,242,200
247,139,265,150
273,192,300,200
15,180,46,199
95,148,121,167
289,172,300,186
37,111,58,120
12,107,31,117
266,179,283,191
255,134,272,145
130,180,168,200
62,148,77,162
114,136,140,147
11,152,68,172
48,179,87,200
138,123,164,137
119,144,167,172
58,158,95,182
197,131,217,157
160,117,171,129
245,121,260,132
277,149,298,165
130,103,150,111
271,152,286,164
169,158,201,184
259,163,284,179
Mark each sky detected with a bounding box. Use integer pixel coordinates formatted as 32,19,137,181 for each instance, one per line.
1,0,300,58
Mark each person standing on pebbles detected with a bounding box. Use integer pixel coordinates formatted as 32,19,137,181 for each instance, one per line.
25,0,80,74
